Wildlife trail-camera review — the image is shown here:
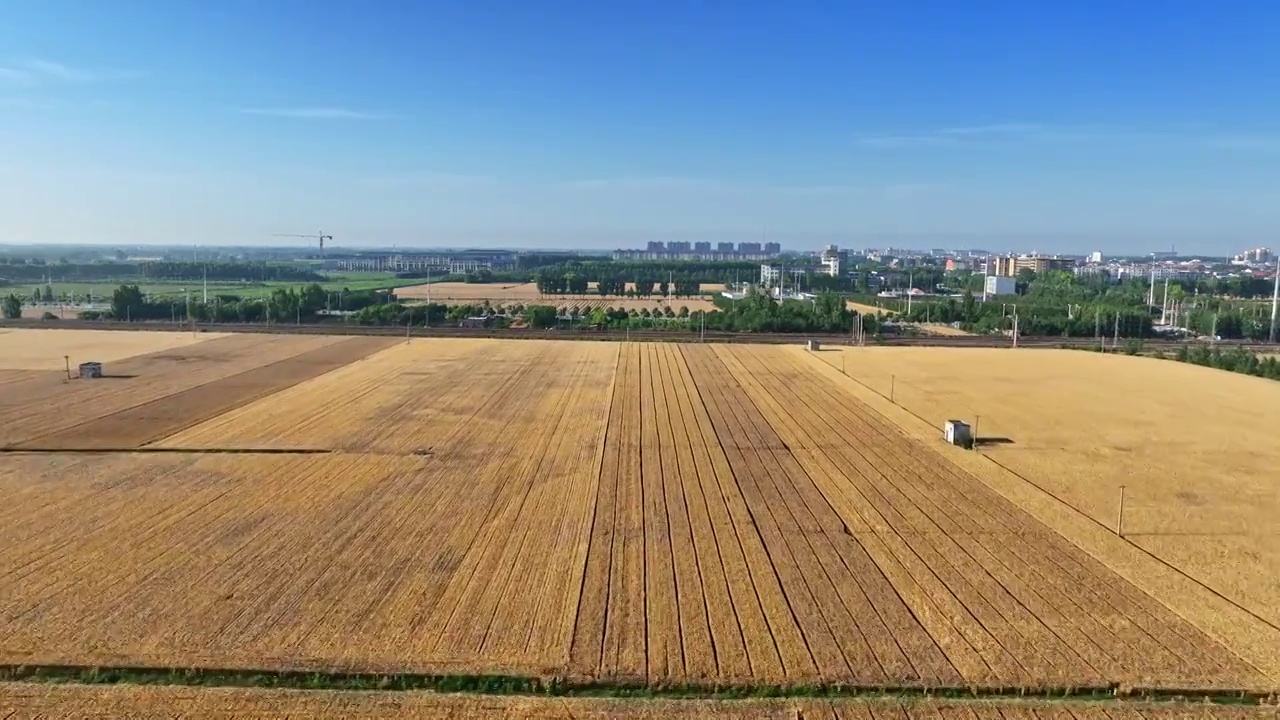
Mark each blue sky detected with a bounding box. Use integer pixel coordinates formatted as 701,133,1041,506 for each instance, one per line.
2,1,1279,254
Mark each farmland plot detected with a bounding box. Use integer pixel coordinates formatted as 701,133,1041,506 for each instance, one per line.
807,347,1280,672
0,328,229,371
569,344,1267,689
0,341,616,675
0,333,361,447
0,334,1272,696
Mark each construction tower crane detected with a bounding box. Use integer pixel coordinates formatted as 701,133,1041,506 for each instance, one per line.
273,231,333,259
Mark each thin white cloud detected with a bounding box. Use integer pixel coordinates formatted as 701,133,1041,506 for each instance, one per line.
22,59,97,82
882,182,946,199
0,67,34,84
0,98,47,109
855,134,958,148
2,59,131,84
857,122,1049,148
939,122,1044,136
238,107,394,120
562,176,872,196
563,175,724,189
1205,135,1280,152
357,172,494,188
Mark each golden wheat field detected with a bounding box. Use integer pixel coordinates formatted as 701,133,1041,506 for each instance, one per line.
0,327,230,371
2,683,1272,720
1,330,1279,718
394,281,716,312
813,347,1280,636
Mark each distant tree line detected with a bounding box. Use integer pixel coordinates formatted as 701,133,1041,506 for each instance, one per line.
1164,344,1280,381
73,284,393,323
0,260,324,283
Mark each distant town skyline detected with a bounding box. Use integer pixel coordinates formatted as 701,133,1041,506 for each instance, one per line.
3,3,1280,256
2,236,1269,261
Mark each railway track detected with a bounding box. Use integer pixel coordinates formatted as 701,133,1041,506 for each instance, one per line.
2,318,1276,351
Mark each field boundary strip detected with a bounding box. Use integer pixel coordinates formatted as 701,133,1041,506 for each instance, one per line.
0,664,1277,705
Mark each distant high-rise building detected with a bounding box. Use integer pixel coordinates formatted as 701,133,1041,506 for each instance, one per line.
738,242,762,253
820,244,845,277
717,242,735,253
764,242,781,255
760,264,782,286
667,241,692,253
1089,251,1104,264
646,241,666,252
992,254,1074,277
694,241,712,252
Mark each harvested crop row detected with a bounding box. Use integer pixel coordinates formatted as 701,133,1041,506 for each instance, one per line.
824,407,1259,687
0,341,619,676
690,346,980,686
724,347,1197,686
668,344,788,680
158,338,537,452
718,344,1265,690
651,345,716,679
682,346,864,682
701,346,967,686
772,349,1264,689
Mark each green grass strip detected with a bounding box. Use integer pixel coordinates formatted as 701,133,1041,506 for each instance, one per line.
0,664,1274,706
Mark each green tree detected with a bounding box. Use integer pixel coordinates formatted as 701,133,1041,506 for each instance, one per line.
525,305,558,328
111,285,146,321
1,293,20,319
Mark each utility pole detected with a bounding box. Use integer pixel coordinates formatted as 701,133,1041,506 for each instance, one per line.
1113,311,1120,351
1160,277,1170,326
1095,308,1102,351
1116,485,1127,537
1012,313,1019,348
1270,257,1279,343
1148,264,1156,307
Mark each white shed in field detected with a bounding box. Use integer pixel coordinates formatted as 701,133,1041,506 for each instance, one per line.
944,420,972,448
